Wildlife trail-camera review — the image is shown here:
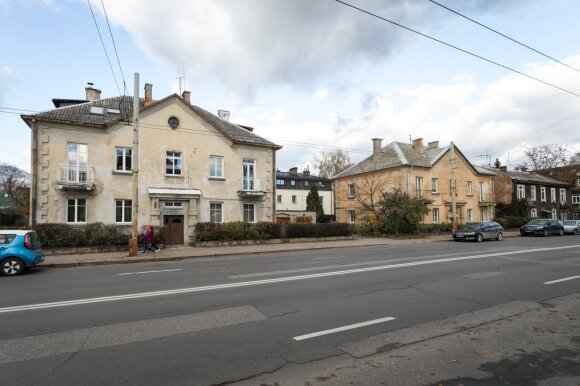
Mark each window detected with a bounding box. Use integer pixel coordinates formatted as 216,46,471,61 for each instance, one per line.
277,195,282,203
349,210,356,223
115,199,132,223
276,179,285,185
115,147,132,172
318,181,325,187
164,201,182,207
243,159,255,190
551,208,557,219
561,211,567,221
209,155,223,178
68,143,88,183
210,203,223,223
467,208,473,222
517,184,525,199
166,151,182,175
304,181,309,187
67,198,86,223
431,178,438,193
432,208,439,224
348,184,355,197
290,180,296,186
560,188,566,204
530,208,537,218
292,195,297,204
530,186,536,202
466,181,473,195
243,203,255,223
480,208,486,221
551,188,556,203
573,194,580,204
416,177,423,198
577,178,580,186
541,187,546,202
479,182,485,201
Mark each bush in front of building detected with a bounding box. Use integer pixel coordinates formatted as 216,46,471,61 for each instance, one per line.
248,222,283,240
284,223,351,238
194,222,349,241
417,223,454,234
33,222,131,248
224,221,250,241
493,216,530,229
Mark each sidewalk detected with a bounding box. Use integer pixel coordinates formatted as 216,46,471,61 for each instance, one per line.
40,231,521,268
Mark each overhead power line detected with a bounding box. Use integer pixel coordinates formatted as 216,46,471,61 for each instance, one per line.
334,0,580,99
87,0,121,95
426,0,580,74
101,0,128,95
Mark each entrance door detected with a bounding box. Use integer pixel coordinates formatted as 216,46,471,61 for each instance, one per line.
164,215,184,245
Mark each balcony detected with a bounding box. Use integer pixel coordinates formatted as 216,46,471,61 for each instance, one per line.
55,164,95,191
237,177,266,198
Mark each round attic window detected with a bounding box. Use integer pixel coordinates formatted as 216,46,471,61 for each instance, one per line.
168,116,180,129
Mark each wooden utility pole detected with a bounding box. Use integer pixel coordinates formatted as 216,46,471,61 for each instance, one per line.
450,142,457,232
128,73,140,256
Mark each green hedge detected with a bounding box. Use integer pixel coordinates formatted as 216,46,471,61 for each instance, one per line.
284,223,351,238
33,223,131,248
417,223,454,234
494,216,530,228
194,222,348,241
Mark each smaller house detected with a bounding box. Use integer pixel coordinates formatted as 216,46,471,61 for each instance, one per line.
490,166,571,220
534,165,580,220
275,167,333,223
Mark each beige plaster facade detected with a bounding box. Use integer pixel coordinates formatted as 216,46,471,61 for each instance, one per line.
23,86,280,244
334,139,496,225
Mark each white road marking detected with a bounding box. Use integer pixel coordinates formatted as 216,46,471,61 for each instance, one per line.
313,256,347,261
1,244,578,314
293,316,396,341
543,276,580,285
119,269,182,276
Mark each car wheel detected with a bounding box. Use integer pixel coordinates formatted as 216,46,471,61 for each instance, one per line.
575,229,579,235
559,229,564,236
497,232,503,241
543,229,549,237
477,234,483,242
1,257,24,276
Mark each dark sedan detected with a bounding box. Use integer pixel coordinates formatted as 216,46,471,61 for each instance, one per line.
453,221,504,242
520,219,564,237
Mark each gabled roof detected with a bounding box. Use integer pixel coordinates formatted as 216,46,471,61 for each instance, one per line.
276,170,331,182
485,168,570,186
21,94,281,150
335,141,487,179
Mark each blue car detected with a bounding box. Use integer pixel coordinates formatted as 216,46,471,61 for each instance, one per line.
0,230,45,276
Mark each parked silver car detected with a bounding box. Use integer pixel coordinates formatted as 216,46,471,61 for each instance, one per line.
562,220,580,235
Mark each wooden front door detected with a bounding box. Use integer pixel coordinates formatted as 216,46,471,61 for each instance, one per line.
164,215,184,245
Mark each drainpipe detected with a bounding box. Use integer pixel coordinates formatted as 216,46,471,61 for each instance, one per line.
450,142,457,231
30,119,38,226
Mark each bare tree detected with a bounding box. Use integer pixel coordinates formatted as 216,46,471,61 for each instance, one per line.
351,171,390,223
569,152,580,165
313,149,353,178
515,145,569,171
0,164,30,204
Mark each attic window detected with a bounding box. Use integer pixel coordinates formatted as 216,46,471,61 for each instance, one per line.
90,106,105,115
108,108,121,114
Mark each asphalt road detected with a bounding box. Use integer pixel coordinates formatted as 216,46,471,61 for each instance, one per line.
1,236,579,385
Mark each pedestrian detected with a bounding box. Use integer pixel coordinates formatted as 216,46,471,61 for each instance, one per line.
150,225,161,252
139,225,154,254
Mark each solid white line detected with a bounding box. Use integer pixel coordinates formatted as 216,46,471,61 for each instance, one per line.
293,316,396,341
313,256,347,261
1,244,579,314
119,269,183,276
543,276,580,285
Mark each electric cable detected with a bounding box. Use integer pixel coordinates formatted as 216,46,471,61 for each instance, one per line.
101,0,128,95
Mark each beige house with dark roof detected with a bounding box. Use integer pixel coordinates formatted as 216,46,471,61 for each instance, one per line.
334,138,496,225
21,83,281,245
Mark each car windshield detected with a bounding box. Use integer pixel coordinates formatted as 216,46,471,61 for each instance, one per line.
462,223,482,231
528,219,547,226
563,221,577,225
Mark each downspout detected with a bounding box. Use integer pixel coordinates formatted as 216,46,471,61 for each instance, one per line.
272,148,277,221
30,119,38,226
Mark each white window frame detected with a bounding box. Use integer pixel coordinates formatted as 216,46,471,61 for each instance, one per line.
561,211,567,221
67,198,86,223
530,208,537,218
560,188,566,204
432,208,439,224
209,155,224,178
540,187,546,202
348,184,355,198
517,184,525,199
466,181,473,196
431,178,438,193
67,143,88,183
551,208,557,219
290,180,296,186
551,188,556,203
467,208,473,222
480,208,486,221
276,179,284,185
164,201,183,207
349,210,356,224
530,186,536,202
115,199,132,223
166,151,182,176
572,194,580,204
243,203,255,223
277,195,282,204
210,202,223,223
242,159,256,190
115,147,132,172
304,180,309,187
479,182,485,201
415,177,423,199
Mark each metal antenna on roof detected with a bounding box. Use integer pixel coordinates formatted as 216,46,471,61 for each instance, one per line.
176,62,186,94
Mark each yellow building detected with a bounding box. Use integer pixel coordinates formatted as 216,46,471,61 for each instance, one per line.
334,138,496,225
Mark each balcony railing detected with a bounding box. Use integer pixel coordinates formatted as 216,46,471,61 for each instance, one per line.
56,164,95,190
238,177,266,197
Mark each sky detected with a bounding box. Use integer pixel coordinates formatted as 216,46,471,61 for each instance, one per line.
1,0,580,174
